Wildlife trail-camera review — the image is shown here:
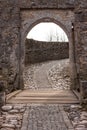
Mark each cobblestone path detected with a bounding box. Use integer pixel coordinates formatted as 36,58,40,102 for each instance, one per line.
27,105,67,130
21,104,72,130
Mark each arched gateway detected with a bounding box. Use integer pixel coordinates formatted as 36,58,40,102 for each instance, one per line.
20,9,76,90
0,0,87,103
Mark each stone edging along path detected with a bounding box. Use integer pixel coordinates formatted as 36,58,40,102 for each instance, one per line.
47,59,70,90
0,104,26,130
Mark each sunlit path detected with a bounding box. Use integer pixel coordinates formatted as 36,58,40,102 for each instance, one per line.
23,59,70,90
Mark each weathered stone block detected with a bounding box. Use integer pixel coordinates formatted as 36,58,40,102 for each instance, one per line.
75,23,87,32
19,0,74,9
75,0,87,9
75,10,87,22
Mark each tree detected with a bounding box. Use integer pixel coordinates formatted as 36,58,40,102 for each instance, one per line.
46,28,68,42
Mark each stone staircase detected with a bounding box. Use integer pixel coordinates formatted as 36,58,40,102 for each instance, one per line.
7,89,79,104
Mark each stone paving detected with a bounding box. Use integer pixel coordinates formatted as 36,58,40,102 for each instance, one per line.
1,104,87,130
64,105,87,130
21,104,73,130
27,105,68,130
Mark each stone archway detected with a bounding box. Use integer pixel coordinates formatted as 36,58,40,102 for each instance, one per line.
20,9,77,90
1,0,87,104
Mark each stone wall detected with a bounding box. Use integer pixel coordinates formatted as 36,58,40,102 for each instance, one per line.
25,39,69,64
20,3,75,92
0,0,74,94
1,0,87,102
75,1,87,101
0,1,21,93
19,0,75,9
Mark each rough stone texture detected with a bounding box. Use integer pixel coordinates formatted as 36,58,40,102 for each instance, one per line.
0,0,87,102
0,0,21,93
25,39,69,64
2,105,13,112
0,0,74,94
74,3,87,100
64,104,87,130
19,0,75,9
0,104,26,130
0,103,75,130
26,105,68,130
48,59,70,90
1,103,87,130
75,0,87,9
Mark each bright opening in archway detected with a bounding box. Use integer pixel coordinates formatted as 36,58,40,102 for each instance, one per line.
27,22,69,42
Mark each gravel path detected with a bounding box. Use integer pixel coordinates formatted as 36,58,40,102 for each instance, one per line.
48,59,70,90
34,61,59,89
23,59,71,90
